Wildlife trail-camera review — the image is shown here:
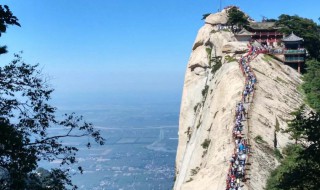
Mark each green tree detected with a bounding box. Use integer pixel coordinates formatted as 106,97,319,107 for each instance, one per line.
267,108,320,190
0,5,20,54
0,5,104,190
226,7,249,32
265,18,278,22
201,13,210,20
282,106,307,144
302,60,320,112
0,54,105,190
275,14,320,60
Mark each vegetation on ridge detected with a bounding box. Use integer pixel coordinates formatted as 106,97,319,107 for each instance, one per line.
226,7,249,32
201,13,210,20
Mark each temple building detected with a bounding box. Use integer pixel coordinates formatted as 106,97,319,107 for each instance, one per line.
247,22,283,47
234,28,252,42
234,21,306,73
282,32,306,73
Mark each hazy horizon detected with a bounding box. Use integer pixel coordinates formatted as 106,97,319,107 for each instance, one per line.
1,0,319,110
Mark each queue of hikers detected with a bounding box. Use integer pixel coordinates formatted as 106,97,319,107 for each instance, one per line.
226,47,258,190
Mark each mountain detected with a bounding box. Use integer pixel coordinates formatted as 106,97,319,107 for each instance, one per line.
174,8,304,190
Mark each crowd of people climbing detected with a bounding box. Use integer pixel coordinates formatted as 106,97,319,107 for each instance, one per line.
226,46,258,190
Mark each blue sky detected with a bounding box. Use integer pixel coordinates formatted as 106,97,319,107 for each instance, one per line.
0,0,319,108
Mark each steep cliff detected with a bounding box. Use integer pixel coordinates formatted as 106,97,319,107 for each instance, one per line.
174,9,304,190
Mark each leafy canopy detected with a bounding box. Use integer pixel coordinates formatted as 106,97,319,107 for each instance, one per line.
0,5,20,54
0,54,105,189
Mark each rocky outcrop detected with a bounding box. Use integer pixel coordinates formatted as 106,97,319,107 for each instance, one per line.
192,25,215,50
222,42,248,54
174,9,304,190
205,9,228,25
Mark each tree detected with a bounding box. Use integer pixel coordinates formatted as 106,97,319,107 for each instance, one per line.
201,13,210,20
265,18,278,22
267,107,320,190
0,5,20,54
275,14,320,60
0,5,104,190
226,7,249,32
282,106,307,144
0,54,105,190
285,106,320,161
302,60,320,112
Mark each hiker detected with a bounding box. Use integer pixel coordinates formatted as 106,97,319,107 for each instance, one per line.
249,83,254,93
246,83,250,92
236,118,241,126
236,130,242,138
239,154,246,164
246,90,250,102
230,156,235,164
236,178,240,188
238,124,243,132
239,143,245,152
245,65,250,73
242,107,246,119
243,90,248,102
237,114,242,121
252,77,257,84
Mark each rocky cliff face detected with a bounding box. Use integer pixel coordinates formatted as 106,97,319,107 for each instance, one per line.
174,10,304,190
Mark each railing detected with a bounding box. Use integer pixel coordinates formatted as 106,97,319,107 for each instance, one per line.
268,49,283,55
266,39,278,43
284,57,305,62
254,39,281,43
251,32,283,36
284,49,305,55
268,49,306,55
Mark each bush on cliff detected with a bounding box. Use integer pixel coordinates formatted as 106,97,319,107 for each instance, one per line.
226,7,249,32
302,60,320,112
266,107,320,190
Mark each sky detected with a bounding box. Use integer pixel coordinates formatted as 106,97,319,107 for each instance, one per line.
0,0,319,109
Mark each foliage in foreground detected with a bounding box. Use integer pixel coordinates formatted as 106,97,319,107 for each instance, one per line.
266,107,320,190
0,4,105,190
0,54,105,189
0,5,20,54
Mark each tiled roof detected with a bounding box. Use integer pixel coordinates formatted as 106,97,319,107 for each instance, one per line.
235,28,252,36
282,32,304,42
249,22,278,30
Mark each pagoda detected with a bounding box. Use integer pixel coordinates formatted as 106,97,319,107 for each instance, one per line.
235,28,252,42
282,32,306,73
